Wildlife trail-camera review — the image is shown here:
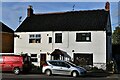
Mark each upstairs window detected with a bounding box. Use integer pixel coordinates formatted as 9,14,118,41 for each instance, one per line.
49,37,52,43
29,34,41,43
55,33,62,43
76,33,91,42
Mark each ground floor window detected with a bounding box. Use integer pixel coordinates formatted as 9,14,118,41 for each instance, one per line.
74,53,93,66
31,58,37,62
31,54,38,62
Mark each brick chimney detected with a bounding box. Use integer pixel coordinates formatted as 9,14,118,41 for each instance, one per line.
27,5,33,17
105,2,110,11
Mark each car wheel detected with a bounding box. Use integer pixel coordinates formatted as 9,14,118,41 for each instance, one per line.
71,71,78,77
13,67,20,75
45,69,52,76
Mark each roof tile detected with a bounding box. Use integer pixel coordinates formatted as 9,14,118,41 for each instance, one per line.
16,10,110,32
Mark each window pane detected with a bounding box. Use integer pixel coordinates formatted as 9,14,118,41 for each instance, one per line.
55,33,62,43
82,36,86,41
86,37,90,40
49,37,52,43
74,53,93,65
31,54,37,57
29,35,35,38
31,58,38,62
36,39,41,43
76,33,81,41
76,33,91,42
36,34,41,38
29,34,41,43
29,39,36,43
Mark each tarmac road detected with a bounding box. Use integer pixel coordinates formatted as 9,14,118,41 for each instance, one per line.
1,72,120,80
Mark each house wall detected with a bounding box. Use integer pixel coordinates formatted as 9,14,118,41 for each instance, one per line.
14,32,53,66
14,32,53,53
14,31,106,68
0,32,14,53
52,31,106,69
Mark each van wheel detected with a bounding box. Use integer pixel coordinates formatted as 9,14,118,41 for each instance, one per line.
45,69,52,76
13,68,20,75
71,71,78,77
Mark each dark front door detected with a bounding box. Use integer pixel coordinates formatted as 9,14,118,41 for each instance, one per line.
74,53,93,66
40,54,46,66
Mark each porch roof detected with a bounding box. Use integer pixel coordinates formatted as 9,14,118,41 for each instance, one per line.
51,49,71,58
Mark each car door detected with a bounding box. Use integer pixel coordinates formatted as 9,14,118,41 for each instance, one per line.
59,62,71,75
48,61,62,74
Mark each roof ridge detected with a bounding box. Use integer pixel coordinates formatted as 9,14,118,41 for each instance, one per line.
34,9,105,15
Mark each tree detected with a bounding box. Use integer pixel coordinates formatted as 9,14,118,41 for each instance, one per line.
112,26,120,44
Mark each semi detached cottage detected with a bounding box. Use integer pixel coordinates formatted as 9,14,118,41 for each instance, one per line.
15,2,112,69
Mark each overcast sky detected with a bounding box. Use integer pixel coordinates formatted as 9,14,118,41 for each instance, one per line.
0,1,119,31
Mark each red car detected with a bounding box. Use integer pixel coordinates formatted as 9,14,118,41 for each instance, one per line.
0,54,31,75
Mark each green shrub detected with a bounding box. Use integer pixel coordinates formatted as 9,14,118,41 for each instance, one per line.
91,67,105,73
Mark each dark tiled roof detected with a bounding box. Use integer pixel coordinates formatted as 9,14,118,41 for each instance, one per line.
0,22,14,33
16,9,110,32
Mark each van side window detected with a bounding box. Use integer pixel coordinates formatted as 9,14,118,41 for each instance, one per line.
0,56,3,63
49,61,58,66
59,62,70,68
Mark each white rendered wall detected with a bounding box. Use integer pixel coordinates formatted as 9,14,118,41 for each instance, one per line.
52,31,106,65
14,32,53,66
14,31,106,67
14,32,53,53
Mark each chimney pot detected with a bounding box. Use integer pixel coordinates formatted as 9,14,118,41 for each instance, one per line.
105,2,110,11
27,5,33,17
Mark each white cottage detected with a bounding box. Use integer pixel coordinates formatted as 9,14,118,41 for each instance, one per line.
14,2,112,69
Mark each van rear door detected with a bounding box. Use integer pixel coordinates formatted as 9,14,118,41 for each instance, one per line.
0,56,3,71
2,56,13,71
